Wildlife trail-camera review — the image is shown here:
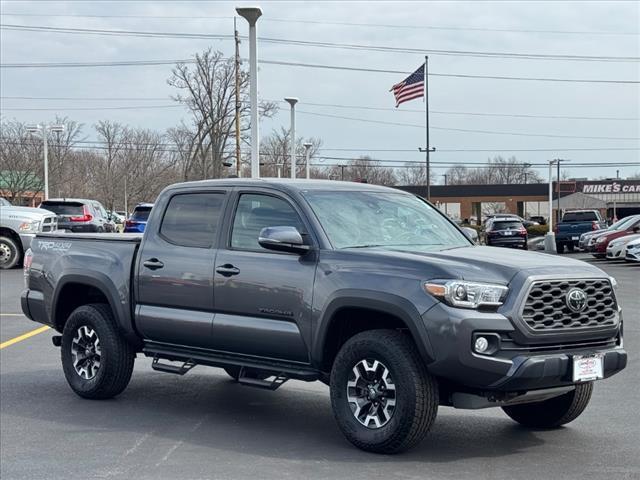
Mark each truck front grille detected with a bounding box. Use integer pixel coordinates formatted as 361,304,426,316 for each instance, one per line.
41,216,57,232
521,279,617,332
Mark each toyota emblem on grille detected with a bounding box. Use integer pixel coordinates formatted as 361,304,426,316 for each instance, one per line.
566,288,588,312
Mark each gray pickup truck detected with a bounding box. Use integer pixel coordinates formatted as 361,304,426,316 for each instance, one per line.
0,197,58,269
21,179,626,453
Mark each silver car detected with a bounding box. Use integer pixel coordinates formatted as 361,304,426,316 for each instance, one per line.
0,197,58,269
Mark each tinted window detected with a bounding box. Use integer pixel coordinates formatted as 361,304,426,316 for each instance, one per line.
562,211,598,222
491,221,523,230
231,194,303,250
160,194,224,248
40,201,84,216
131,206,152,221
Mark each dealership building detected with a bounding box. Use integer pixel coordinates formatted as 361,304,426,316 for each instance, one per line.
398,178,640,222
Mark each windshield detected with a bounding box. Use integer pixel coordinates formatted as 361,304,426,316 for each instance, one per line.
131,206,152,221
611,215,638,231
303,191,470,251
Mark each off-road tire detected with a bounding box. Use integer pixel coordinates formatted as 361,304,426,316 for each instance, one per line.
502,382,593,428
0,235,21,269
330,329,438,454
61,304,135,400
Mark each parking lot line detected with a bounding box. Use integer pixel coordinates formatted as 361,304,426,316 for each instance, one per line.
0,326,50,350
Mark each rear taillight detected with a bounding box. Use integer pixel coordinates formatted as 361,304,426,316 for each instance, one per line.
592,221,599,231
519,228,527,235
553,224,558,233
125,220,135,227
70,205,93,222
23,248,33,288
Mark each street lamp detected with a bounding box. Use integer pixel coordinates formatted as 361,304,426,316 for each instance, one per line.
236,6,262,178
303,142,312,180
26,123,65,200
522,162,531,218
284,97,298,179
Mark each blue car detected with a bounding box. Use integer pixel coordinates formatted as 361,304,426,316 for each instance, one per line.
124,203,153,233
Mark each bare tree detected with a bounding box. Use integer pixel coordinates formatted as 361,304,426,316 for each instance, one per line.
395,162,436,186
168,49,277,180
327,156,397,186
260,127,323,178
0,120,44,203
47,116,84,198
446,156,541,185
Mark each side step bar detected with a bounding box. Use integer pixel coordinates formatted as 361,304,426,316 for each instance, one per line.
151,356,196,375
143,342,320,383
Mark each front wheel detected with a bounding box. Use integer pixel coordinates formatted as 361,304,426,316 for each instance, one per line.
61,304,135,399
330,330,438,454
0,236,21,269
502,382,593,428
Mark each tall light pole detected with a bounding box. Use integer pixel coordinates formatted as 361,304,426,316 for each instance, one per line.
26,123,65,201
284,97,298,179
236,6,262,178
303,142,312,179
544,159,557,253
441,173,448,215
523,162,531,218
554,158,569,225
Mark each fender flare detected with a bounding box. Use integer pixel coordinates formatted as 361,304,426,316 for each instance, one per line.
312,289,435,369
52,271,138,344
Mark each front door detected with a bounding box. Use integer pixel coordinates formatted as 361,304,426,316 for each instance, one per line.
213,191,317,363
136,190,227,348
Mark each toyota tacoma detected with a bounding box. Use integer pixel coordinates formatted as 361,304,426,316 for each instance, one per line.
21,179,627,453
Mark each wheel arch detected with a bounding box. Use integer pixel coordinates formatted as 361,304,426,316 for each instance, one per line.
313,290,435,372
52,273,139,346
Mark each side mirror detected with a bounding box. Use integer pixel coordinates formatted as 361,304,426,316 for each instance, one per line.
258,226,310,254
462,227,478,243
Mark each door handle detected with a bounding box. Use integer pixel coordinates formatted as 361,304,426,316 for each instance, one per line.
143,258,164,270
216,264,240,276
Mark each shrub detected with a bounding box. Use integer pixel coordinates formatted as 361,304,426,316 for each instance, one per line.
527,225,548,237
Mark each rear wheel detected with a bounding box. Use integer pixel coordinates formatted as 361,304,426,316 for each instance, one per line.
556,242,565,254
330,330,438,454
502,383,593,428
0,235,21,269
61,304,135,399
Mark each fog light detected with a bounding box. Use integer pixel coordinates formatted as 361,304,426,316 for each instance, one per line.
474,336,489,353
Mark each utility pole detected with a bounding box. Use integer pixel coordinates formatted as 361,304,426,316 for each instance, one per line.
303,142,312,179
441,173,448,215
554,158,569,225
234,17,242,177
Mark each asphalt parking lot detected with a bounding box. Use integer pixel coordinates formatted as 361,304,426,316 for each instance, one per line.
1,253,638,480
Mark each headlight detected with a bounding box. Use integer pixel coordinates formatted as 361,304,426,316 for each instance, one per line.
18,220,40,232
424,280,508,309
596,236,607,244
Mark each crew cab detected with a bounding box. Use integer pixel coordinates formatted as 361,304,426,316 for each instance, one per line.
21,180,627,453
555,209,606,253
0,197,58,269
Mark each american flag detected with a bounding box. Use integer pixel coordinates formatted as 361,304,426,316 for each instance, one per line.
390,63,425,107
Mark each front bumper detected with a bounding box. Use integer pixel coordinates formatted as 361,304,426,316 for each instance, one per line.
626,246,640,262
422,303,626,392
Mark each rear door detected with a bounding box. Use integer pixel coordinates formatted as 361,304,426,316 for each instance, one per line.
136,189,228,348
212,189,317,363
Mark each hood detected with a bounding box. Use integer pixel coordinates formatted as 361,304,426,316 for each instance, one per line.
340,245,605,285
0,206,55,219
609,234,640,246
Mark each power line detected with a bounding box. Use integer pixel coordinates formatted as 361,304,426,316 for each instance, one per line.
2,58,638,85
1,104,183,111
3,96,637,121
2,23,638,62
2,12,638,36
295,110,640,140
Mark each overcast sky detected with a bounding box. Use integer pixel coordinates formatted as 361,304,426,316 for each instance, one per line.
1,0,639,181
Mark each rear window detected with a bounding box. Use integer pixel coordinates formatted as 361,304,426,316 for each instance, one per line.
491,221,523,230
562,211,598,222
40,201,84,216
131,206,152,221
160,194,224,248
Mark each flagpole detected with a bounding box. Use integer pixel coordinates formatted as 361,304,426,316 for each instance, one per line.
424,55,430,200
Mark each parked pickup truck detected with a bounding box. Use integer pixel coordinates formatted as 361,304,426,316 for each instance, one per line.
555,209,607,253
0,197,58,269
21,180,627,454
